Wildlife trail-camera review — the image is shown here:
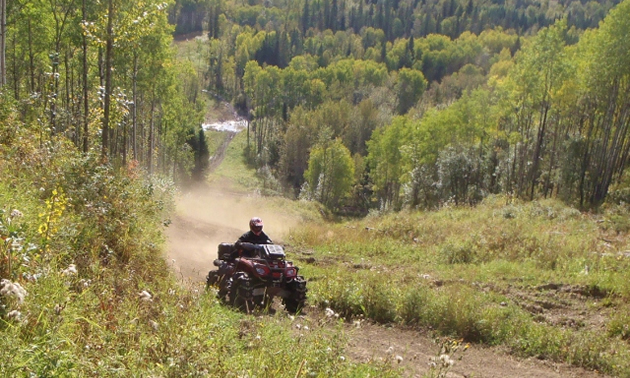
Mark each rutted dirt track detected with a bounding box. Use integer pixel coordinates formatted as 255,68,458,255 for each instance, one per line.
165,131,606,377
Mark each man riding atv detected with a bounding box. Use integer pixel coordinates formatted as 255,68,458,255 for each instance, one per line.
207,216,307,313
230,217,272,260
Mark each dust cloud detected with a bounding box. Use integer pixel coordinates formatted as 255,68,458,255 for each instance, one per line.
164,183,302,282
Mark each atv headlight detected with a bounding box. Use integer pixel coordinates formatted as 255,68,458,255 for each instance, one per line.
285,267,297,278
254,264,270,276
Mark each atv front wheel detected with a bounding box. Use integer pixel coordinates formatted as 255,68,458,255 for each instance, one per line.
283,276,307,314
229,273,254,313
206,271,219,289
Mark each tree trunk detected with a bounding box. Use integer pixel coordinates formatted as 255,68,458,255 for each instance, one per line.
28,19,35,93
148,101,155,174
132,54,138,160
102,0,114,159
82,0,89,153
0,0,6,88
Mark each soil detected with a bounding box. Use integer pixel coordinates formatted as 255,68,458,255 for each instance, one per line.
165,122,608,377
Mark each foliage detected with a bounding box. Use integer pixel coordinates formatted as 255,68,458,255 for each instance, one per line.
304,138,355,210
290,196,630,375
0,103,399,377
2,0,206,184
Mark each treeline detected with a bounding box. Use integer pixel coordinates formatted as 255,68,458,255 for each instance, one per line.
186,0,629,212
170,0,619,40
0,0,208,182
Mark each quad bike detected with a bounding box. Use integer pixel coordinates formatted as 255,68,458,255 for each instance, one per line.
206,242,307,313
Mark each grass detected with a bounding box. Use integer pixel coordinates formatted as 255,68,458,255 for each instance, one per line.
172,36,208,83
0,114,399,376
288,197,630,375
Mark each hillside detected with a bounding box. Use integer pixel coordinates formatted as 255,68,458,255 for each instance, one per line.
2,0,630,376
166,118,625,376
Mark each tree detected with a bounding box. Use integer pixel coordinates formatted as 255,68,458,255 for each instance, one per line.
304,137,355,209
367,116,409,210
0,0,5,88
395,68,427,114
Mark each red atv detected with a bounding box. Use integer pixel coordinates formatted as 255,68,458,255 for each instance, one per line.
206,242,307,313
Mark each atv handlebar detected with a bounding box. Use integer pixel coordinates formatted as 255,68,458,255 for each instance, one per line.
235,242,264,251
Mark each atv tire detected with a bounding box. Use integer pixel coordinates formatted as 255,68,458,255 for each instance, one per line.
229,273,254,313
283,276,307,314
206,271,219,289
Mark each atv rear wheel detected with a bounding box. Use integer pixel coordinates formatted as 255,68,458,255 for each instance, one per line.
283,276,307,314
229,273,254,313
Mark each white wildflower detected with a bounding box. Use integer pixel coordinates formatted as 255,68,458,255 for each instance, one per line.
7,310,21,320
303,326,309,331
339,356,345,361
439,354,454,367
325,307,335,317
395,355,404,363
353,320,361,328
139,290,152,302
326,347,332,353
288,315,295,321
62,264,77,275
296,324,302,330
0,279,28,304
255,335,261,341
10,209,23,218
386,346,394,354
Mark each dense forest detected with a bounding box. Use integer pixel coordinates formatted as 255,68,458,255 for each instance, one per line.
1,0,628,212
167,0,630,212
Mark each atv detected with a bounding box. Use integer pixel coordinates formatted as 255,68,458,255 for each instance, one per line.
206,242,307,314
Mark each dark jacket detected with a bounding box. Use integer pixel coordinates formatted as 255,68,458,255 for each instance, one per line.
236,230,273,245
229,231,273,260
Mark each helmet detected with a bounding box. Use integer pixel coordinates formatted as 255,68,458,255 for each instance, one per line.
249,217,263,233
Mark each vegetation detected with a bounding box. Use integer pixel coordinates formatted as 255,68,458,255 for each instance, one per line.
290,196,630,375
0,0,206,182
3,0,630,376
0,90,399,377
169,0,630,212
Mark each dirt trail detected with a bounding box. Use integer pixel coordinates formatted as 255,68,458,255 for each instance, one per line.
165,129,605,378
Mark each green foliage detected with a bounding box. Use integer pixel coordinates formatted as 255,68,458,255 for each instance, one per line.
367,116,409,210
304,138,355,210
0,105,398,377
291,196,630,375
395,68,427,115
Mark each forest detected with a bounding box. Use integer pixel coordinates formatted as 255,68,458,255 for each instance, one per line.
168,0,630,213
0,0,629,212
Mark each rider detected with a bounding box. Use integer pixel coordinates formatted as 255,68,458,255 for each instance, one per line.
229,217,272,259
236,217,273,245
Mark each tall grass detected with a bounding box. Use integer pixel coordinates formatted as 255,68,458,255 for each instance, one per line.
291,197,630,375
0,118,399,376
